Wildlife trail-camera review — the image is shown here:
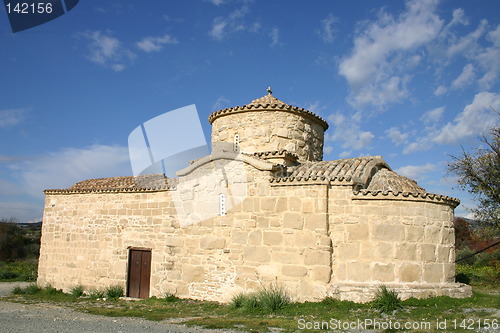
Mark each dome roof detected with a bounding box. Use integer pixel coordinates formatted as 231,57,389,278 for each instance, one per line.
366,168,426,193
208,92,329,130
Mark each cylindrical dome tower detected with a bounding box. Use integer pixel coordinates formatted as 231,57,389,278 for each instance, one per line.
208,91,329,162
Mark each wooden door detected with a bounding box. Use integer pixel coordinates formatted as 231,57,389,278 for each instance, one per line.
127,249,151,299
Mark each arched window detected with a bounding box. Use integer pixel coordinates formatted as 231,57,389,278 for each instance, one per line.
233,134,240,152
219,194,226,216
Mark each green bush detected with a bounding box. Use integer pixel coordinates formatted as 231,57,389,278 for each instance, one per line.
41,285,61,295
0,261,37,281
0,270,19,279
257,283,291,312
231,283,291,312
89,289,105,299
105,285,123,299
12,283,42,295
160,292,179,302
372,285,403,313
455,272,471,284
70,285,84,297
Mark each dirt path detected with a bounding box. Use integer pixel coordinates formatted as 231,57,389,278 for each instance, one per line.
0,283,237,333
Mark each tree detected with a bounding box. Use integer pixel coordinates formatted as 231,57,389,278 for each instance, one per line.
448,117,500,237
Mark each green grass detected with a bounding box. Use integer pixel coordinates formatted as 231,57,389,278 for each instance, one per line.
371,285,403,313
0,260,38,282
105,285,124,299
4,286,499,332
455,263,499,289
231,283,291,313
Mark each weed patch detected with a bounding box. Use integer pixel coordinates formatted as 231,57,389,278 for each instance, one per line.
372,285,403,313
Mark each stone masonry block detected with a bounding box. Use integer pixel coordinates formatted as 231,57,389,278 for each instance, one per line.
347,262,370,282
289,197,301,211
405,226,424,242
311,266,331,283
372,224,405,242
283,212,304,229
200,236,226,250
244,246,270,262
304,250,331,266
304,214,326,230
398,263,421,282
263,231,283,246
182,265,204,283
347,224,369,241
372,263,395,282
423,263,443,283
282,265,308,277
395,243,417,261
420,244,436,262
271,251,302,264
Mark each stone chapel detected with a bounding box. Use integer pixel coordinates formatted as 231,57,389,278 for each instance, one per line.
37,91,472,302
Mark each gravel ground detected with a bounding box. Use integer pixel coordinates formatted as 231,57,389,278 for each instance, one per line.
0,283,238,333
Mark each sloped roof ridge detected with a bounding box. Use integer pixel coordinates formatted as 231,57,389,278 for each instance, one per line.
278,155,388,184
352,189,460,207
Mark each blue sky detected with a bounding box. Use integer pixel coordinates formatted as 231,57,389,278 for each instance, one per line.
1,0,499,222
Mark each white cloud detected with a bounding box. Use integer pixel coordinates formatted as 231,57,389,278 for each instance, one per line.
434,85,447,96
9,144,131,199
0,201,43,222
0,108,29,128
447,8,469,27
385,127,409,146
206,0,225,5
317,13,338,43
80,31,136,71
209,6,250,41
451,63,475,90
326,112,374,151
446,19,487,58
212,96,231,110
323,145,333,155
421,106,445,124
395,163,436,180
269,27,280,47
434,92,500,144
136,34,179,52
338,0,443,109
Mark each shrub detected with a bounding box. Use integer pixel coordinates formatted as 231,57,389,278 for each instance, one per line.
12,283,42,295
11,285,24,294
372,285,403,313
257,283,291,312
105,285,123,299
70,285,84,297
161,292,179,302
89,289,105,299
0,270,19,280
231,283,291,312
41,285,60,295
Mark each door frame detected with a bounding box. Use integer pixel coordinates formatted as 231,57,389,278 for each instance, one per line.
126,247,152,299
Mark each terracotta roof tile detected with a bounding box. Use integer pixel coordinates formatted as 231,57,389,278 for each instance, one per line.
365,168,425,193
208,93,329,130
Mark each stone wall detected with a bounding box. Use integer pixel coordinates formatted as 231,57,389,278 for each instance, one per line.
38,158,331,302
211,111,325,162
38,158,470,303
328,185,470,302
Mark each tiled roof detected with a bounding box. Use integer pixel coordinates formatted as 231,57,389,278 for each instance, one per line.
284,156,389,184
69,176,136,189
208,93,329,130
253,150,299,160
365,168,425,193
45,174,173,194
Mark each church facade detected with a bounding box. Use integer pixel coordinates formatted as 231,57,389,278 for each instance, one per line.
37,92,471,302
